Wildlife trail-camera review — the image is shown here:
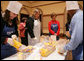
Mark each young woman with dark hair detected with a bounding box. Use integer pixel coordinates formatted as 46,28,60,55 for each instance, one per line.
1,1,22,59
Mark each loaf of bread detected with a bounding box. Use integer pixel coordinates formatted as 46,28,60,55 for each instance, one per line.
40,46,56,57
13,39,22,51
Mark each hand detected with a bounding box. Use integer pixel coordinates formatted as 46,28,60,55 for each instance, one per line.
65,31,71,38
11,35,17,40
54,33,57,36
33,37,37,40
3,38,8,44
59,47,66,54
56,33,57,36
57,45,66,54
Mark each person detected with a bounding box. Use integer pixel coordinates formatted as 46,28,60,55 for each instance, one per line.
48,13,60,40
18,17,28,46
1,1,22,59
59,1,83,60
27,9,41,46
65,13,71,39
25,16,35,46
65,13,71,31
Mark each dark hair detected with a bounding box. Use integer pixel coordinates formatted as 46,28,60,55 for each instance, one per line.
3,10,10,22
3,10,19,25
21,17,27,22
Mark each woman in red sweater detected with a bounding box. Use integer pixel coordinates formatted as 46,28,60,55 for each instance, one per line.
48,13,60,40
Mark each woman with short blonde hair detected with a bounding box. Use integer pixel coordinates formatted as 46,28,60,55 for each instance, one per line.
48,12,60,40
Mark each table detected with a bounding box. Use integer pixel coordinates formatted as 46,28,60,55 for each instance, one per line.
3,42,67,60
26,43,67,60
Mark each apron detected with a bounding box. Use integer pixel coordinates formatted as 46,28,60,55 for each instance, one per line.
28,19,41,46
49,23,59,40
1,25,17,59
1,43,17,59
2,25,15,38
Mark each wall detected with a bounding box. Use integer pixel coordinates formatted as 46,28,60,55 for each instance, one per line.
1,1,83,15
1,1,9,12
78,1,83,10
31,2,65,15
31,2,66,34
1,1,32,22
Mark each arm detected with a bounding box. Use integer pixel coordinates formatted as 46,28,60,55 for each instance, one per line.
56,21,60,36
48,22,55,35
64,20,83,51
26,17,35,38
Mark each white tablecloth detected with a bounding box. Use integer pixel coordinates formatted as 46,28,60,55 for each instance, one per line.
3,42,67,60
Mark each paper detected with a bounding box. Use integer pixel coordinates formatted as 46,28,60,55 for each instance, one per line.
50,35,56,41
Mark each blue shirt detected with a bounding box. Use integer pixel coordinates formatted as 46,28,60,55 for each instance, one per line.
64,9,83,51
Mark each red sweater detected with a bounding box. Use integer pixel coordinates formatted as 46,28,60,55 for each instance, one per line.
18,23,26,37
48,20,60,36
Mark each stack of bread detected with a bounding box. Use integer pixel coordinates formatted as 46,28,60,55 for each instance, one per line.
40,45,56,57
40,40,56,57
8,35,23,51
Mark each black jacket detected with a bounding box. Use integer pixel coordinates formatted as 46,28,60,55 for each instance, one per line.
25,17,35,38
